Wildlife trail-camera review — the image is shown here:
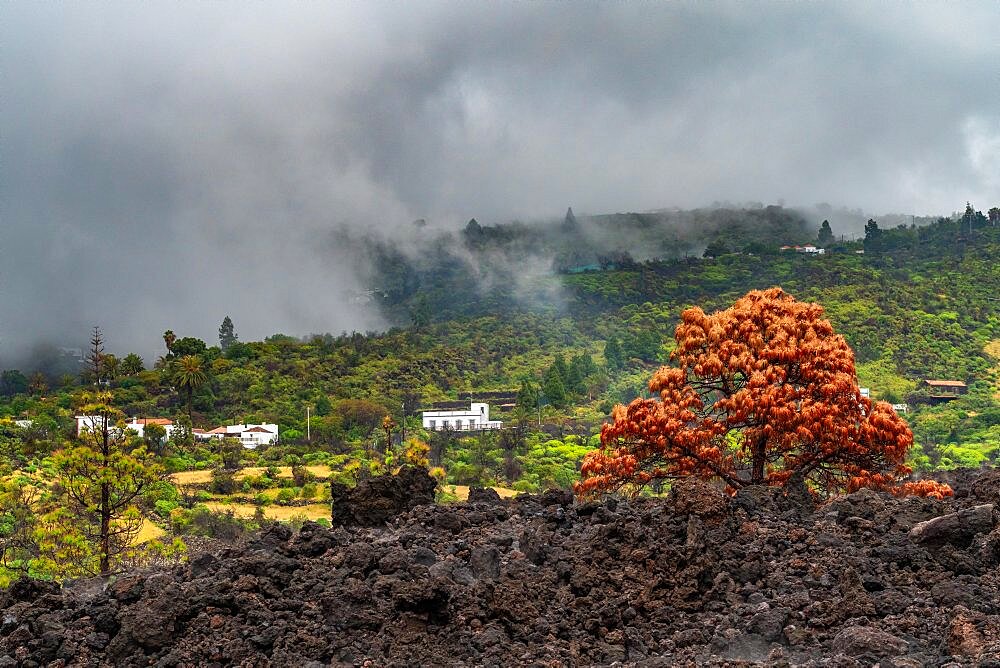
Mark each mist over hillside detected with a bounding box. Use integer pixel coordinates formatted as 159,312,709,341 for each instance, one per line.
3,2,998,363
0,200,983,373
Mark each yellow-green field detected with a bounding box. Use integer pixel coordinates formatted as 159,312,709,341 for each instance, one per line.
170,465,332,487
137,519,165,543
201,502,331,521
443,485,519,501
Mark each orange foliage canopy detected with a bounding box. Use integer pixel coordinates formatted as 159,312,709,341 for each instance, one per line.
577,288,952,500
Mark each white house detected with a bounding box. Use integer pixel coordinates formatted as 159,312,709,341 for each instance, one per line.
422,403,502,432
125,417,175,439
76,415,175,439
780,245,826,255
202,423,279,449
238,425,278,448
75,414,112,437
75,415,276,448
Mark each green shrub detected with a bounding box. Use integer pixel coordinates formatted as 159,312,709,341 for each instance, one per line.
210,469,239,495
275,488,296,506
512,480,538,493
154,499,179,518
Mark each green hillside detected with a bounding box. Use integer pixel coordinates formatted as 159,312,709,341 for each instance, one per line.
1,203,999,581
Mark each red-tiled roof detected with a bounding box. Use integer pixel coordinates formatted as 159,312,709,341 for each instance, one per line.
244,426,274,433
925,380,967,387
132,417,173,426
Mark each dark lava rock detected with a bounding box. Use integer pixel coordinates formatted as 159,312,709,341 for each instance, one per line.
832,625,908,658
4,467,1000,667
4,579,58,605
330,465,437,527
909,503,996,547
468,486,502,504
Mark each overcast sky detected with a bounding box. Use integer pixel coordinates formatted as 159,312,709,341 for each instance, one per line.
3,2,998,359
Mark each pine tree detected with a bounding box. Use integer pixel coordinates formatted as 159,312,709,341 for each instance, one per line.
817,219,834,246
562,207,578,232
604,337,625,370
84,326,104,386
218,316,238,351
542,366,567,408
516,380,538,410
577,288,952,500
53,392,161,575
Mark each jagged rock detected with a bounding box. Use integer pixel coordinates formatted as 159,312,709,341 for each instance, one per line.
469,545,501,580
832,625,908,657
468,486,502,504
3,468,1000,666
330,465,437,527
909,504,996,547
971,470,1000,505
947,607,985,657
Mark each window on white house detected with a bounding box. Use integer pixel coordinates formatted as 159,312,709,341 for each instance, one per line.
429,420,436,430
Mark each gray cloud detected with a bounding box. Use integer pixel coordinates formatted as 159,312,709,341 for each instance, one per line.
2,1,998,359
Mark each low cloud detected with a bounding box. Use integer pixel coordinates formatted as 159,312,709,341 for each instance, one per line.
2,2,997,360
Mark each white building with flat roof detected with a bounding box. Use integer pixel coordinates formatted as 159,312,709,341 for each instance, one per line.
422,402,502,432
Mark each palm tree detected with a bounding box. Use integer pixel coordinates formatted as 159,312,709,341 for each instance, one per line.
172,355,207,421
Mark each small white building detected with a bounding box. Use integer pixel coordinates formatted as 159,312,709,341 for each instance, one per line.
76,415,175,439
422,402,502,432
75,414,112,437
202,423,279,448
780,245,826,255
125,417,175,439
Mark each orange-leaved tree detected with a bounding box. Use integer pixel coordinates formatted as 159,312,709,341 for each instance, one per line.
577,287,951,499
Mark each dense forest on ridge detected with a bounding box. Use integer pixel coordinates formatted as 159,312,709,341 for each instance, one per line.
1,202,998,581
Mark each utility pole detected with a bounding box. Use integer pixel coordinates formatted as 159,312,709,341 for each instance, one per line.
400,402,406,445
306,406,311,443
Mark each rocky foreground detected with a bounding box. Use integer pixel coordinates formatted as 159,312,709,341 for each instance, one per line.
3,469,1000,667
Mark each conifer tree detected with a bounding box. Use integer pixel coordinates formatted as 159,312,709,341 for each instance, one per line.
218,316,238,351
605,337,625,370
817,219,834,246
53,393,161,575
577,288,952,500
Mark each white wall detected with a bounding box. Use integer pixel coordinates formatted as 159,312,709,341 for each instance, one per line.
421,403,502,431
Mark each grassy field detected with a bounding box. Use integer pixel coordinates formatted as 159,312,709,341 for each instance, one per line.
137,519,165,543
443,485,519,501
170,465,332,486
201,501,331,521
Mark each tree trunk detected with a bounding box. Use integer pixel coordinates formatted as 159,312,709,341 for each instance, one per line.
751,435,767,484
100,481,111,575
100,412,111,575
